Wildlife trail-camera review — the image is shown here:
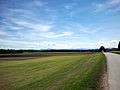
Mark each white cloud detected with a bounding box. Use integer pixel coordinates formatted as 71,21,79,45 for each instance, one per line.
41,41,73,49
0,38,118,49
0,39,40,49
96,40,119,48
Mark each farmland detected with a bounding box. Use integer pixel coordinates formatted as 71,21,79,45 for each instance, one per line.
0,52,105,90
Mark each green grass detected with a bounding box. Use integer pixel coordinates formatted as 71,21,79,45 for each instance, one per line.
0,53,105,90
111,51,120,54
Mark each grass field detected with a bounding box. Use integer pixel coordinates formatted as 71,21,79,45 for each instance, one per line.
0,52,105,90
111,51,120,54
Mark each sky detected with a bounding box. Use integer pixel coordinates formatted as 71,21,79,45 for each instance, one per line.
0,0,120,49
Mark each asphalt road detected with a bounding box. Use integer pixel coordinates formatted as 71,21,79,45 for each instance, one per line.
104,53,120,90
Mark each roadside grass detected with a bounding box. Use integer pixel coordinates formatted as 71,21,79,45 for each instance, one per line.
0,53,105,90
111,51,120,54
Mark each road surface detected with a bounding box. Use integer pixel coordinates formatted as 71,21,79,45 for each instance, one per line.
104,53,120,90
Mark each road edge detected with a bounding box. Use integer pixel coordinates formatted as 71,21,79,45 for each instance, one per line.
100,53,109,90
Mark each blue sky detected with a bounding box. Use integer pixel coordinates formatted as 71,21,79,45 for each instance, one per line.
0,0,120,49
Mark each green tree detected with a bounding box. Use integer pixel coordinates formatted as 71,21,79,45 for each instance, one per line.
118,41,120,50
99,46,105,52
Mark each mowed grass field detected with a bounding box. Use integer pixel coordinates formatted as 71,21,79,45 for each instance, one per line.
0,52,105,90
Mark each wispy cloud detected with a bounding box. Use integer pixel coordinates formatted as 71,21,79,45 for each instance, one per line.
14,21,53,32
0,28,7,35
33,0,44,7
1,18,73,40
63,3,77,10
0,0,119,49
68,9,83,17
63,2,88,17
41,31,73,38
110,0,120,5
67,23,102,34
94,0,120,13
78,25,102,34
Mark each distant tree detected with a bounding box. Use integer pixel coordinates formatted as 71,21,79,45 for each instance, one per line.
118,41,120,50
99,46,106,52
0,49,24,54
16,50,24,53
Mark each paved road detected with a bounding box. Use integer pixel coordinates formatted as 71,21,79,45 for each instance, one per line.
104,53,120,90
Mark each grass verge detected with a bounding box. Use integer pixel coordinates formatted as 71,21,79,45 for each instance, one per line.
111,51,120,54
